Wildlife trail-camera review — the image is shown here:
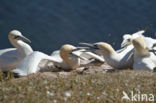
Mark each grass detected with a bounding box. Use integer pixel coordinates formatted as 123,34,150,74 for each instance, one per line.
0,70,156,103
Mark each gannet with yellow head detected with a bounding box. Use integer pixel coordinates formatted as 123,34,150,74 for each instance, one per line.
80,42,134,69
12,44,104,77
132,36,156,72
0,30,33,71
60,44,80,69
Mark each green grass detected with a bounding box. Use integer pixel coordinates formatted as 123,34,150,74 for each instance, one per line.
0,70,156,103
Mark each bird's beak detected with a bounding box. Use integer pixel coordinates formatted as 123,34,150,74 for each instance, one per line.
20,35,31,43
79,42,99,51
121,40,129,48
71,47,89,52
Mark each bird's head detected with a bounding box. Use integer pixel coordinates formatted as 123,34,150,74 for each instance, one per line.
95,42,115,54
121,30,145,48
132,36,148,56
121,34,132,48
8,30,31,43
60,44,76,57
79,42,115,55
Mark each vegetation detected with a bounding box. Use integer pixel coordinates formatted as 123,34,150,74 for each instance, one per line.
0,70,156,103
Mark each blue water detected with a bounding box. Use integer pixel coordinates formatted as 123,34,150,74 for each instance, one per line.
0,0,156,54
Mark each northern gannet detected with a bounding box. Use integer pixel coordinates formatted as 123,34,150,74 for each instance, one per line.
121,30,156,49
12,44,104,77
78,31,147,69
0,30,33,71
132,36,156,72
121,30,145,48
80,42,134,69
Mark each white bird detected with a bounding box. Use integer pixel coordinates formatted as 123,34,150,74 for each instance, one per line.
79,30,149,70
12,51,57,77
132,36,156,72
12,44,104,77
121,30,156,49
0,30,33,71
121,30,145,48
79,42,134,69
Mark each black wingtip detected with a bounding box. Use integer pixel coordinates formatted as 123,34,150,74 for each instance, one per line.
13,72,20,78
153,67,156,72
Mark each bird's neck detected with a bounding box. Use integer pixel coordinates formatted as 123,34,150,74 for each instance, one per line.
135,48,149,57
60,52,78,69
11,40,33,56
103,51,117,62
102,49,121,67
101,47,116,57
133,43,149,57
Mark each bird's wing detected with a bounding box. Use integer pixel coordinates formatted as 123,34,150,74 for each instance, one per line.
12,51,62,77
0,48,20,58
144,37,156,49
51,50,60,56
0,48,23,71
132,30,145,37
72,50,104,62
71,50,88,60
51,50,63,63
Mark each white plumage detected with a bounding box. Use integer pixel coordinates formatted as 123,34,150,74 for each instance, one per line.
0,30,33,71
12,51,59,76
132,36,156,71
80,42,134,69
121,30,156,49
12,44,104,77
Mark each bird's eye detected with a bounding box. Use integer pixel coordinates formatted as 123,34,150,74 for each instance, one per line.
93,44,99,49
14,36,20,39
127,39,131,42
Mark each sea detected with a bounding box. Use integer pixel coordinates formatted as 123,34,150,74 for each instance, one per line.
0,0,156,54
